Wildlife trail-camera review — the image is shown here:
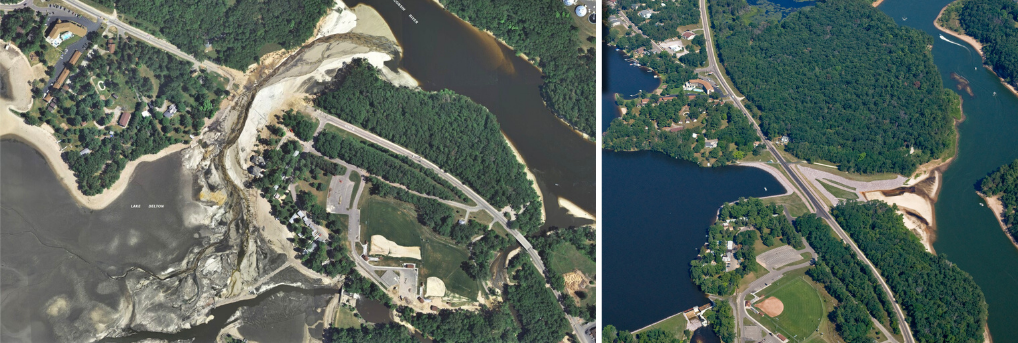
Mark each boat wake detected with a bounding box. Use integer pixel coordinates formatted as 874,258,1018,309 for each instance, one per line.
939,34,971,52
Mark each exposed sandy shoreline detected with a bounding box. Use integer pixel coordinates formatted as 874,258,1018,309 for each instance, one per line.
979,193,1018,251
934,2,1018,98
1,40,191,210
871,0,886,7
503,134,546,223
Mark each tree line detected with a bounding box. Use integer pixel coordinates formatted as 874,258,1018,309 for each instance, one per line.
315,60,543,233
1,9,48,58
438,0,596,136
369,177,480,245
979,159,1018,243
832,201,987,343
87,0,331,69
955,0,1018,90
795,213,900,341
529,226,597,321
313,129,467,203
710,0,957,175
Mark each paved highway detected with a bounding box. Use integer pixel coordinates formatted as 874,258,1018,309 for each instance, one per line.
695,0,915,341
304,108,594,343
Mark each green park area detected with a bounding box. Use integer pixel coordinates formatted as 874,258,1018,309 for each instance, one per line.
638,314,689,342
360,195,479,300
548,242,596,277
332,306,360,329
749,270,834,343
761,194,810,218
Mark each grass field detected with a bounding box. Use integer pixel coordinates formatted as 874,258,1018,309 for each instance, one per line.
360,196,479,299
638,312,688,340
333,306,360,328
491,222,509,238
821,178,856,191
761,194,810,217
739,150,775,163
548,243,595,277
751,273,825,342
817,180,859,200
467,210,495,226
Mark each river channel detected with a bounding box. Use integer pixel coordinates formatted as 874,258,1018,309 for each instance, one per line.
345,0,596,229
876,0,1018,339
601,40,785,333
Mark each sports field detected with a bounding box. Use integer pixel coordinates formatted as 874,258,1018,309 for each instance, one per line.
361,196,479,299
751,276,825,342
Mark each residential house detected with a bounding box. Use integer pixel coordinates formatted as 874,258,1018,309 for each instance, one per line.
117,111,131,127
705,139,718,148
638,9,654,19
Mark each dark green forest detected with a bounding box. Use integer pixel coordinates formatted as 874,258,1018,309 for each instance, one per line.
979,159,1018,242
437,0,596,136
602,326,683,343
529,226,597,321
314,130,467,203
86,0,331,69
710,0,957,175
795,213,900,341
504,255,571,343
315,60,543,233
832,201,987,343
954,0,1018,90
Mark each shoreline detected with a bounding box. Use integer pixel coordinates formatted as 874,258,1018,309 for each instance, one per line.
978,192,1018,251
871,0,886,7
557,197,596,226
934,1,1018,98
503,133,547,223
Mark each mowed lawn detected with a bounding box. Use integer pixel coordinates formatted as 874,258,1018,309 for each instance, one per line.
752,276,825,342
548,243,596,277
638,313,688,341
360,196,478,299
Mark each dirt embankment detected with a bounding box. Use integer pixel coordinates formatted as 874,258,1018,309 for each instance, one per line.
864,171,942,253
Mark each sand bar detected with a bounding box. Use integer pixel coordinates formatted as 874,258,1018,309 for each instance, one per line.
503,134,546,222
980,193,1018,250
558,197,595,223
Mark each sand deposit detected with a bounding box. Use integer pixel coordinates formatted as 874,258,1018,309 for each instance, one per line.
981,194,1018,250
558,197,595,222
504,134,545,221
756,297,784,317
315,1,359,39
424,277,446,298
1,43,35,113
350,5,399,45
369,235,422,259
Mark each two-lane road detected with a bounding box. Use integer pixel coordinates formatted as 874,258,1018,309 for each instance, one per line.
696,0,915,341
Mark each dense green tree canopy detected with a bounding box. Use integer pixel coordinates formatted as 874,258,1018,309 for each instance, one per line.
832,201,987,343
315,60,543,233
955,0,1018,90
711,0,957,175
979,159,1018,242
88,0,331,69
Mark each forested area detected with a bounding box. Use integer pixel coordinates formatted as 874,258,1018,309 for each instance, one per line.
279,109,318,142
323,323,417,343
954,0,1018,90
18,35,226,195
369,177,484,245
86,0,331,69
1,9,48,58
602,326,683,343
710,0,957,175
403,306,520,342
314,129,467,203
462,232,510,280
504,255,571,343
611,0,700,42
703,303,736,343
690,198,800,295
832,201,987,343
529,226,597,321
795,214,899,340
980,159,1018,242
437,0,596,136
315,60,543,233
604,99,761,167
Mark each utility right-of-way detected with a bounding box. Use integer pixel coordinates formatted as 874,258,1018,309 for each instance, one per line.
695,0,916,341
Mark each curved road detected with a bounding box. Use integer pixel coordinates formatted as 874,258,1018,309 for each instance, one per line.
696,0,915,341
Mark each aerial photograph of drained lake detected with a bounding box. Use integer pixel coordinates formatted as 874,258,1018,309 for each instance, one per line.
2,0,598,341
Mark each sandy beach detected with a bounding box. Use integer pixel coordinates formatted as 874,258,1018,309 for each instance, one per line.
980,193,1018,250
871,0,886,7
934,2,1018,98
503,134,547,223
